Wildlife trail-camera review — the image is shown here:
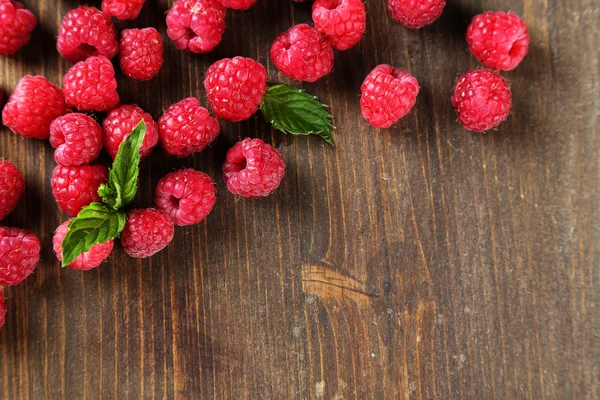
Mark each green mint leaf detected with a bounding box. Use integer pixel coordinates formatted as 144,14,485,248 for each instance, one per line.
61,202,126,267
99,119,147,210
260,84,334,146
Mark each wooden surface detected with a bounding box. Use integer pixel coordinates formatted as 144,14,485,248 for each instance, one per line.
1,0,599,398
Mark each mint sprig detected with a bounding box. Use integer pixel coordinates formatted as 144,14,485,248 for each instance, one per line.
260,84,334,145
98,120,146,210
61,120,146,267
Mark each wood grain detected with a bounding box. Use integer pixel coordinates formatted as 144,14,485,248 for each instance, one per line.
1,0,599,398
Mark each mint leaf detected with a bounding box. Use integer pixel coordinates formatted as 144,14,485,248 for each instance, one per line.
260,84,334,145
61,202,127,267
98,120,146,210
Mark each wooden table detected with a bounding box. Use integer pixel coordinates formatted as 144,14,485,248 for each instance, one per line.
1,0,598,398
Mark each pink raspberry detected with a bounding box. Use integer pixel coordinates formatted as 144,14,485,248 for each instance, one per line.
120,208,174,258
0,291,5,329
0,227,40,286
360,64,420,128
216,0,257,10
223,138,285,198
154,169,216,226
102,0,146,20
51,165,108,216
63,56,120,112
53,219,114,270
0,160,25,221
50,113,103,166
119,28,163,81
204,57,267,122
158,98,219,157
56,6,119,64
166,0,226,54
312,0,366,50
271,24,334,82
451,69,512,132
103,104,159,159
387,0,445,29
1,76,69,140
0,0,37,55
467,11,530,71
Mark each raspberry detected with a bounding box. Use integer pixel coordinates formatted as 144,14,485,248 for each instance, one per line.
0,160,25,221
50,114,103,166
63,56,120,112
53,219,114,270
166,0,226,54
51,165,108,216
466,11,530,71
158,98,219,157
102,0,146,20
56,6,119,64
103,104,159,159
451,69,512,132
216,0,257,10
270,24,334,82
312,0,366,50
360,64,420,128
120,208,174,258
204,57,267,122
1,76,69,140
0,0,37,55
223,138,285,198
0,227,40,286
387,0,445,29
0,291,5,329
154,169,216,226
119,28,163,81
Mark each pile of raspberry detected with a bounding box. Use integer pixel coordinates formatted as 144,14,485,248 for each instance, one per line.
0,0,530,329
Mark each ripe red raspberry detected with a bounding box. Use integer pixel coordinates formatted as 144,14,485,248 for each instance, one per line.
120,208,174,258
102,0,146,20
158,98,219,157
103,104,159,159
387,0,445,29
0,160,25,221
451,69,512,132
360,64,420,128
216,0,257,10
0,227,40,286
154,169,216,226
466,11,530,71
51,165,108,216
204,57,267,122
53,219,114,270
119,28,163,81
2,76,69,140
0,291,5,329
312,0,366,50
166,0,226,54
0,0,37,55
271,24,334,82
223,138,285,198
63,56,120,112
56,6,119,64
50,114,103,166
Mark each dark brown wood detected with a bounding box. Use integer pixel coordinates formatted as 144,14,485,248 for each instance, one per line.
1,0,598,398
